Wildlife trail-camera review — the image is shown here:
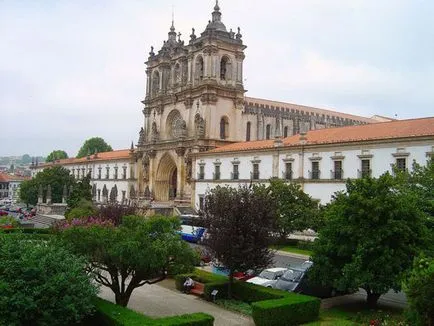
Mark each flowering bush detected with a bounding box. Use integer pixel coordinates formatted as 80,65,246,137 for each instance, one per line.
0,216,19,228
53,216,114,231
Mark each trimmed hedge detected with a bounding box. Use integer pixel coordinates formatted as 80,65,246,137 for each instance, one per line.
252,293,320,326
93,298,214,325
176,269,320,325
0,228,51,234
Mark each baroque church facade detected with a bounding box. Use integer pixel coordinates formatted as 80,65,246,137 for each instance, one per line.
134,2,376,203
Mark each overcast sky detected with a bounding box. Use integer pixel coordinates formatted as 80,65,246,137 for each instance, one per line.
1,0,433,157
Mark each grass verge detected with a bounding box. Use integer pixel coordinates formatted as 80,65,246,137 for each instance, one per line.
270,244,313,257
215,299,253,316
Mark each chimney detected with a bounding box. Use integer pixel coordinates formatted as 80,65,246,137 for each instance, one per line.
299,132,307,145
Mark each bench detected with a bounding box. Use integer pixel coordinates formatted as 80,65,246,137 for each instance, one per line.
190,282,205,296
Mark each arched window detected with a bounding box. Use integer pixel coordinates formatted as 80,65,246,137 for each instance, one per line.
196,56,204,80
174,63,181,84
220,117,229,140
220,56,228,80
246,122,251,141
283,126,288,138
266,124,271,140
152,70,160,96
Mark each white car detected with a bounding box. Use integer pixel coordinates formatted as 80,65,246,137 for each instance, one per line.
246,267,288,287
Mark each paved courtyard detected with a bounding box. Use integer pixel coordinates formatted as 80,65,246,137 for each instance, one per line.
99,280,254,326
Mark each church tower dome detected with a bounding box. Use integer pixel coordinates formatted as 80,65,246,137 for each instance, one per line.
206,0,227,32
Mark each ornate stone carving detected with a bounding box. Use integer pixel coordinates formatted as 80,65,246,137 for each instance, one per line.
138,127,145,145
175,146,186,157
147,149,157,159
142,107,152,117
156,105,164,115
201,93,218,104
184,97,194,109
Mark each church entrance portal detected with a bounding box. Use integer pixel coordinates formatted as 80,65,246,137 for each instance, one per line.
155,153,177,201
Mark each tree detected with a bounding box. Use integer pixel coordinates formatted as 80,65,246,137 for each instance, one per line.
0,234,97,325
58,215,197,307
201,185,276,297
268,178,320,241
77,137,113,158
67,174,92,209
46,150,68,162
309,174,427,308
21,154,32,164
404,256,434,326
19,166,75,206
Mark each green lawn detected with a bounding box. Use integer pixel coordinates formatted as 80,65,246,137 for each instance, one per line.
305,304,406,326
270,244,313,256
215,299,252,316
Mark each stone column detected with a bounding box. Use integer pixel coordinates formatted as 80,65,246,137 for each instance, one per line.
46,185,52,205
37,185,43,204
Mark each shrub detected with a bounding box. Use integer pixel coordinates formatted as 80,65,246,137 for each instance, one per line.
65,199,97,219
404,256,434,326
0,234,97,325
93,298,214,325
252,293,320,326
232,281,283,303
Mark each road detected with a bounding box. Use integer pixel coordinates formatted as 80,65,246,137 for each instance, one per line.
192,243,407,308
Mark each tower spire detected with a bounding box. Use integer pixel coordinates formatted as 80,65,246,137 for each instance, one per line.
212,0,222,22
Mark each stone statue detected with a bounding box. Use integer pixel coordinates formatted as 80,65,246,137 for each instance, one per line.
138,127,145,145
38,185,43,204
151,122,159,141
62,185,68,203
195,114,205,137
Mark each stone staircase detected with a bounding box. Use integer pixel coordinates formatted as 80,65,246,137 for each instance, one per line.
28,214,65,228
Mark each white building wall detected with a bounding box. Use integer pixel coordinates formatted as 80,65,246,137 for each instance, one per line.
194,140,434,208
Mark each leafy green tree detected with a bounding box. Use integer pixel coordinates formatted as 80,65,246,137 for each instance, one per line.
46,150,68,162
67,174,92,209
58,215,197,307
404,256,434,326
309,174,427,308
19,166,75,206
77,137,113,158
201,185,276,298
0,234,97,325
21,154,32,164
268,178,321,241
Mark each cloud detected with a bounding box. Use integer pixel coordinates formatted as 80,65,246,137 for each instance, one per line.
0,0,433,156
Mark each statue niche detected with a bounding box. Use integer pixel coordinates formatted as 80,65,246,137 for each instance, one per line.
151,122,159,142
195,114,205,138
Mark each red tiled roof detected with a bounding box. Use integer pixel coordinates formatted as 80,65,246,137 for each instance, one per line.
35,149,132,168
208,117,434,153
0,173,30,182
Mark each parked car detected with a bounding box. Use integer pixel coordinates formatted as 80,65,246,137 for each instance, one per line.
246,267,288,288
0,210,8,216
275,261,345,298
273,267,306,292
178,225,207,243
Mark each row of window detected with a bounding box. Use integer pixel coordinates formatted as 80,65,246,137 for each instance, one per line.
71,166,128,180
221,121,292,142
197,158,408,181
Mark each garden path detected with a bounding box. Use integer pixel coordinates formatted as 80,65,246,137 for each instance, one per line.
99,280,254,326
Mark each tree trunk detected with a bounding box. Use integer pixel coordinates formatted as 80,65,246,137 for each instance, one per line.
228,271,234,299
366,291,381,308
115,291,133,307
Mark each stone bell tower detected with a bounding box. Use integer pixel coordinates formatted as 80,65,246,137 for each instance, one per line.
135,1,247,204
